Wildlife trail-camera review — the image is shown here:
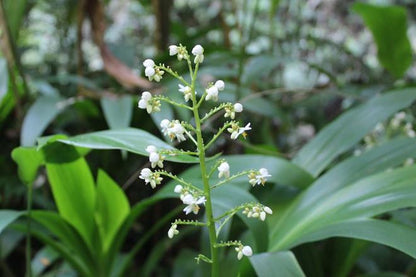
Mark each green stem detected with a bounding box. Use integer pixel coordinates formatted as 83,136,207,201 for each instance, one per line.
211,170,252,190
205,122,233,150
190,62,219,277
25,183,33,277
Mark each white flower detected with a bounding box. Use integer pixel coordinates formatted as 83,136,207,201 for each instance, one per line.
248,168,271,186
218,162,230,178
228,123,252,140
138,91,160,113
205,86,219,101
178,84,192,102
174,185,183,193
192,44,204,55
214,80,225,91
146,145,164,168
160,119,170,135
182,194,206,215
139,168,162,189
168,224,179,239
170,121,187,142
169,45,179,56
225,103,243,119
235,245,253,260
145,66,155,78
160,120,187,142
191,44,204,63
146,145,157,153
143,59,164,82
234,103,243,112
143,59,155,68
139,168,152,182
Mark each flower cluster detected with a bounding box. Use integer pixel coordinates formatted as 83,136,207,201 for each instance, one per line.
224,103,243,119
248,168,271,186
174,185,206,215
143,59,164,82
146,145,165,168
139,168,163,189
242,204,273,221
137,44,273,266
205,80,225,101
160,119,187,142
138,91,161,114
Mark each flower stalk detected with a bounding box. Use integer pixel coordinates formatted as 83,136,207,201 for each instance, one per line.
138,44,273,276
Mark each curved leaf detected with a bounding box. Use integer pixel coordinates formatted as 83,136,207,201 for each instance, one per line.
249,251,305,277
95,170,130,253
58,128,200,163
42,143,96,251
0,210,23,235
31,211,94,268
294,88,416,176
297,219,416,259
101,96,132,129
21,95,64,146
352,3,412,77
270,166,416,252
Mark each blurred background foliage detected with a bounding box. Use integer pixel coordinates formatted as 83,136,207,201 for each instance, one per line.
1,0,416,276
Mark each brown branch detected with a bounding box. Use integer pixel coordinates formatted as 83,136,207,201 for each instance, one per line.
84,0,152,89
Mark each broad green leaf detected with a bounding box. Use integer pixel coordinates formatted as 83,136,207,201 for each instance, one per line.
12,222,91,276
100,96,132,129
294,88,416,176
21,95,64,146
57,128,200,163
31,210,94,267
249,251,305,277
11,146,43,184
0,58,8,103
95,170,130,253
273,137,416,236
42,143,96,251
295,137,416,211
270,165,416,252
298,219,416,259
0,210,23,235
353,3,412,78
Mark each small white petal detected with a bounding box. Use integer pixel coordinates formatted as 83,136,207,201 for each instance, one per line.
260,211,266,221
237,251,243,260
242,246,253,257
149,152,160,163
174,185,183,193
192,45,204,55
234,103,243,112
146,145,157,153
143,59,155,68
214,80,225,90
141,91,152,101
160,119,170,128
145,66,155,77
182,194,194,205
169,45,178,56
138,99,147,109
264,206,273,214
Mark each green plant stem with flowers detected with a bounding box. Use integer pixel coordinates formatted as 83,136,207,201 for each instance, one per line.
138,44,272,277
